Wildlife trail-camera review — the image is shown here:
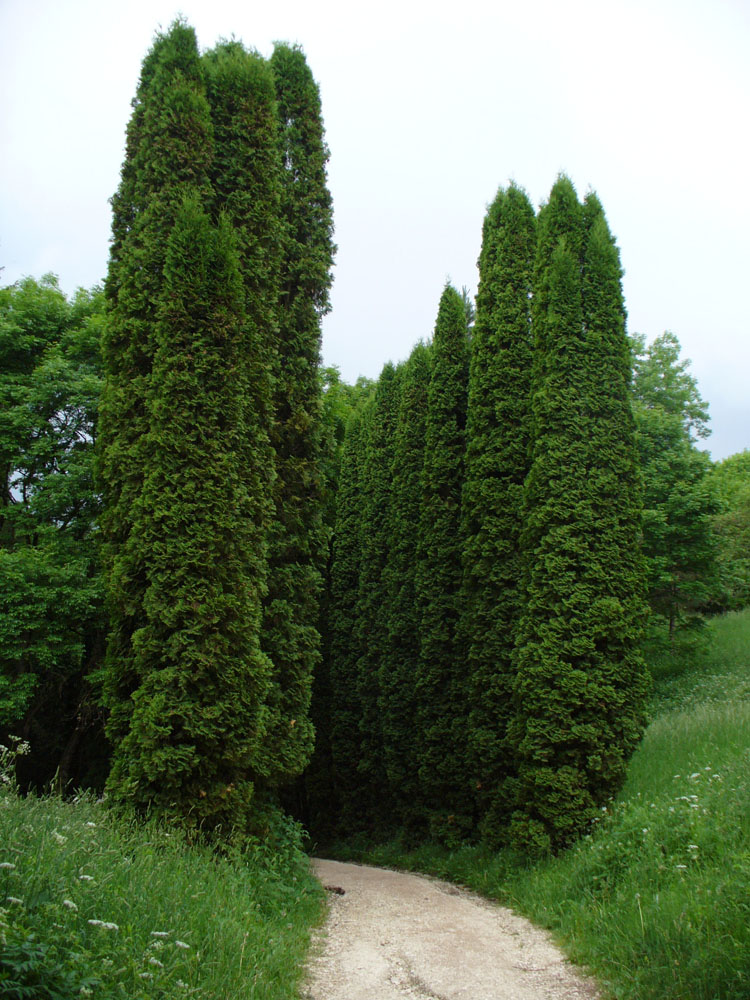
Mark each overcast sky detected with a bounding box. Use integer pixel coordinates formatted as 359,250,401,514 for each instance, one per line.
1,0,748,460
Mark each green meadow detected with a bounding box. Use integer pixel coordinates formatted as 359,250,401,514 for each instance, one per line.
0,775,323,1000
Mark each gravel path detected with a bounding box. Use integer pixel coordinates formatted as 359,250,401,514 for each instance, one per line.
301,859,602,1000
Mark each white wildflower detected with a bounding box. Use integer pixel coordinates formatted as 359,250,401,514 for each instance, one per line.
78,874,94,882
52,830,67,845
175,940,190,950
62,899,78,911
0,862,15,870
688,844,699,850
85,822,97,828
88,919,118,931
176,981,189,989
150,930,170,938
7,896,23,905
139,972,153,980
148,957,164,968
676,864,687,869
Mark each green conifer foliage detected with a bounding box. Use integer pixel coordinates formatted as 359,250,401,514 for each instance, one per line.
99,21,214,752
414,285,471,843
301,371,374,835
354,364,403,827
328,414,367,831
511,179,648,854
105,198,272,833
256,43,335,786
201,42,283,783
460,185,536,843
380,342,431,826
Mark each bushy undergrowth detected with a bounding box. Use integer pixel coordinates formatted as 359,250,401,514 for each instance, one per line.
0,761,323,1000
325,608,750,1000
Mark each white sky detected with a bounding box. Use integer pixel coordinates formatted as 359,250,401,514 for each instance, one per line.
1,0,748,460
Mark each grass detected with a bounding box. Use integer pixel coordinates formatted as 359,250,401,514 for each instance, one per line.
323,608,750,1000
0,763,324,1000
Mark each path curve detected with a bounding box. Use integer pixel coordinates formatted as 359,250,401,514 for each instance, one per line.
302,859,601,1000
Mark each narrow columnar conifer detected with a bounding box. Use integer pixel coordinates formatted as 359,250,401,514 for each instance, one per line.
106,199,273,832
328,414,368,831
354,364,403,828
460,185,536,843
100,24,296,832
414,285,471,842
380,342,431,827
99,21,214,754
201,48,283,765
510,177,648,854
257,43,335,787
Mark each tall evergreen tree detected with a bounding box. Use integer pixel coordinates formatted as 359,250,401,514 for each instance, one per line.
255,43,335,787
100,23,293,833
201,42,283,784
106,199,274,834
99,21,215,757
354,363,402,829
460,185,536,843
414,285,471,843
328,413,367,832
511,178,648,854
380,342,431,827
304,370,373,836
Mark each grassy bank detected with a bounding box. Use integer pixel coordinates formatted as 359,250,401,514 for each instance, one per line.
326,608,750,1000
0,776,323,999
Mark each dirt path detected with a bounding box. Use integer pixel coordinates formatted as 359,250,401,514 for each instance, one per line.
302,859,602,1000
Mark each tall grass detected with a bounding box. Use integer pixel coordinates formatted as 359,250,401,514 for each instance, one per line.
326,608,750,1000
0,766,324,999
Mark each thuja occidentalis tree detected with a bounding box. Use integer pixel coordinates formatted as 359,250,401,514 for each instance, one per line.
327,412,368,832
380,342,431,830
106,198,276,834
414,284,471,843
258,43,335,789
99,21,216,769
460,184,536,845
510,177,648,855
353,363,403,830
99,22,321,837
